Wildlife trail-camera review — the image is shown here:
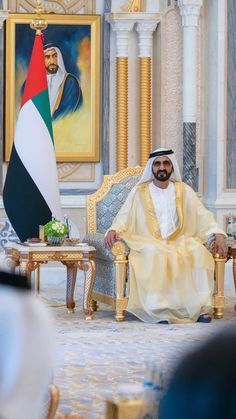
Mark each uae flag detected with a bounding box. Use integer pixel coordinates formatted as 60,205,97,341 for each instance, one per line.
3,34,62,242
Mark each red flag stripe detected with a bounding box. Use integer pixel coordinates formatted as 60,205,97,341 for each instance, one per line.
21,34,47,108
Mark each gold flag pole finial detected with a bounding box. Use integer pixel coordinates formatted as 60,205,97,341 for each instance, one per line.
30,0,48,34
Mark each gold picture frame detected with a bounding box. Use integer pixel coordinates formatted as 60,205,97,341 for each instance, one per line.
4,13,101,162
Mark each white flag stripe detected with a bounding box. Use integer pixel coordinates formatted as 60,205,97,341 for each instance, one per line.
14,100,62,220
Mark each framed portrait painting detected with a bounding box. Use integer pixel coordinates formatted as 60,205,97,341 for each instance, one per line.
4,13,101,162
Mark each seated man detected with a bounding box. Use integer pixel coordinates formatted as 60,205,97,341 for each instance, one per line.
105,148,227,324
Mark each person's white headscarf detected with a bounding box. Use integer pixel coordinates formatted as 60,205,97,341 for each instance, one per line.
44,45,67,113
0,285,55,419
138,148,182,185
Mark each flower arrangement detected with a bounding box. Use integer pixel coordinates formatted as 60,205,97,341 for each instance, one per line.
44,220,69,238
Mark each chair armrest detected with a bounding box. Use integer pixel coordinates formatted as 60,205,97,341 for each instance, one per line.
83,234,130,262
205,234,229,260
83,232,114,261
111,239,130,259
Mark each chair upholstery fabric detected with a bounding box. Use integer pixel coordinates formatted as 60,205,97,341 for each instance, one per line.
96,175,142,233
0,219,19,249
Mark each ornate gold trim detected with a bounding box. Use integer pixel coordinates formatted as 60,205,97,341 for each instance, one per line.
139,57,151,166
111,240,127,258
117,57,128,170
121,0,146,12
137,181,184,241
87,166,143,233
139,182,161,239
8,0,96,16
167,182,184,241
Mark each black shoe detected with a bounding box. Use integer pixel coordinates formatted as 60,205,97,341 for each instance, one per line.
158,320,169,324
197,313,212,323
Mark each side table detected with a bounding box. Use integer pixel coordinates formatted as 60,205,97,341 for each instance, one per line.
4,244,96,319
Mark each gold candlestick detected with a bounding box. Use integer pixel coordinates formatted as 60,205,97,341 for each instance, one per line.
30,0,47,34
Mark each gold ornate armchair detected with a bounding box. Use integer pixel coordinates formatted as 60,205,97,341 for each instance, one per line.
83,167,143,321
83,167,227,321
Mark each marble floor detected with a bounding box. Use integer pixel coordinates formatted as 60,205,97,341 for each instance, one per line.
38,261,236,418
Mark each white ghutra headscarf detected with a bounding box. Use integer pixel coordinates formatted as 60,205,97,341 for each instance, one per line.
44,45,67,114
138,148,182,185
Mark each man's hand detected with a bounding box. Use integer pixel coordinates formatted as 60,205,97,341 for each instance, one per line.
104,230,119,249
213,234,228,258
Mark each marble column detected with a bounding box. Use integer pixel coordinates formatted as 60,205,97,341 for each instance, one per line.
0,9,8,191
178,0,202,190
106,16,134,170
136,21,159,166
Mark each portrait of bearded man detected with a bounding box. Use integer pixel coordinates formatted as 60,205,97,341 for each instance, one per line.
43,43,83,121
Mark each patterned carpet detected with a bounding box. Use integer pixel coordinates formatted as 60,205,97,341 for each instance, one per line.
39,262,236,418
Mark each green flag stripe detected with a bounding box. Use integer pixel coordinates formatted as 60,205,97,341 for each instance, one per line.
32,89,54,143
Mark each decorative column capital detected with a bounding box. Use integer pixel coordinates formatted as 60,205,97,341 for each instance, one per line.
105,14,135,57
0,10,8,29
135,20,159,57
178,0,202,27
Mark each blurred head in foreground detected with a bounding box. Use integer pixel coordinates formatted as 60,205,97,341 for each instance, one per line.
159,328,236,419
0,271,55,419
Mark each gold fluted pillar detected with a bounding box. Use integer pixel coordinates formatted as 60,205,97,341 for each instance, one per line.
116,57,128,170
106,15,159,171
139,56,151,166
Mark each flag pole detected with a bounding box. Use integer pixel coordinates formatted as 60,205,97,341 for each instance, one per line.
30,0,47,34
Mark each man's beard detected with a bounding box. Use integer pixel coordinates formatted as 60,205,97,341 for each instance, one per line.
46,64,59,75
152,169,172,182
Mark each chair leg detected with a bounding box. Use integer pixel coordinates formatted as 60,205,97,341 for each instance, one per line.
115,297,128,321
111,240,129,321
212,255,227,319
91,299,98,312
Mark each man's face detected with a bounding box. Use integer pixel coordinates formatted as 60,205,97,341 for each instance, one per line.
152,156,173,182
44,48,59,75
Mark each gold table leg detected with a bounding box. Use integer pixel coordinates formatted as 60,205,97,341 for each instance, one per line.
19,260,38,288
65,263,77,313
35,266,40,296
79,259,96,320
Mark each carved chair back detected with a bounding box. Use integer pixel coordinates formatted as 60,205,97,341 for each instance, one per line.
87,166,143,234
